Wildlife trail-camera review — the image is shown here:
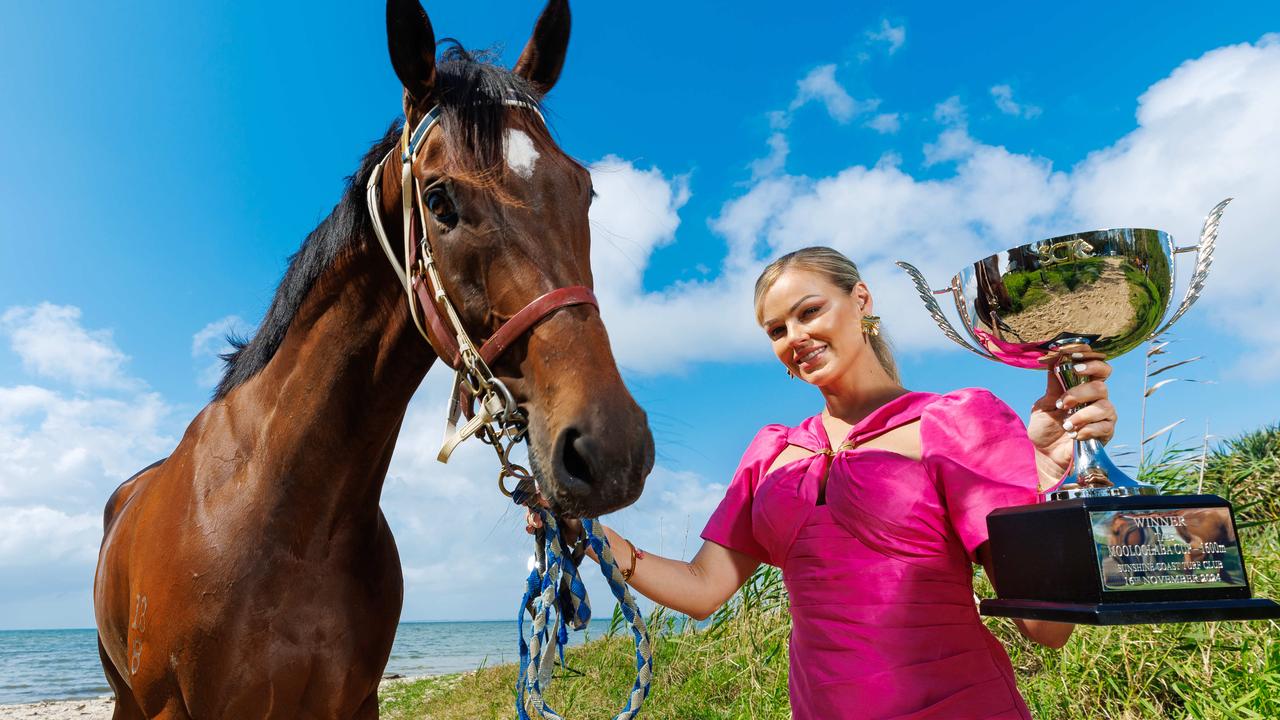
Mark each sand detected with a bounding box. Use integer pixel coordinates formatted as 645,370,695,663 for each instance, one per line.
0,697,113,720
0,677,427,719
1000,259,1138,342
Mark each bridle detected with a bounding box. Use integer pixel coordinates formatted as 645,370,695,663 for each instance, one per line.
365,98,598,497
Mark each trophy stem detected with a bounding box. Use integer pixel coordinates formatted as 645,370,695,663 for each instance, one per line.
1046,340,1157,502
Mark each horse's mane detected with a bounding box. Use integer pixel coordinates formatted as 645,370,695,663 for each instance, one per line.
214,44,544,400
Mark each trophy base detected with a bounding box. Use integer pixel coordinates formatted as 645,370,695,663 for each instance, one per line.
980,597,1280,625
982,494,1276,626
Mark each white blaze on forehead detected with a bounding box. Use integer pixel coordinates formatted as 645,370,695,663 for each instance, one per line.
504,128,539,179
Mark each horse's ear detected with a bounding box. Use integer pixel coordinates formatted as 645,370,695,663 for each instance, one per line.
386,0,437,105
513,0,570,95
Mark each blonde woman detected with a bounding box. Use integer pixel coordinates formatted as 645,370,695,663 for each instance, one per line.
530,246,1116,719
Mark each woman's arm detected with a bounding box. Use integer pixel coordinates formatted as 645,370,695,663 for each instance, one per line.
976,543,1074,649
526,513,760,621
995,347,1119,648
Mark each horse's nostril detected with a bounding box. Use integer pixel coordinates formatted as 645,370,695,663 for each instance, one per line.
561,428,593,486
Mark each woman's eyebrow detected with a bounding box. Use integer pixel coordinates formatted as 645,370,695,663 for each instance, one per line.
763,294,821,327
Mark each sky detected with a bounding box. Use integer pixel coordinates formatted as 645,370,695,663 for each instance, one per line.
2,1,1279,629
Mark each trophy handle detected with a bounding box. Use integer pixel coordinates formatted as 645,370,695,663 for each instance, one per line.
895,261,998,361
1151,197,1231,338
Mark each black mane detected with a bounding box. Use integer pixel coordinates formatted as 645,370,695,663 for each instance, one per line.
213,44,543,400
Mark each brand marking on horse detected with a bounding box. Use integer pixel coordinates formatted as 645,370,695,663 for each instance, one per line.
129,593,148,674
504,129,538,179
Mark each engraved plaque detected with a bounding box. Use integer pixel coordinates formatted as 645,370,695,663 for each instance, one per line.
1090,507,1247,592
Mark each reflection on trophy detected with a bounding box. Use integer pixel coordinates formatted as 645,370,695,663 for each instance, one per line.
897,199,1280,624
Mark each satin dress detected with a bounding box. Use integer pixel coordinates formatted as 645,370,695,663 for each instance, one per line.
702,389,1039,720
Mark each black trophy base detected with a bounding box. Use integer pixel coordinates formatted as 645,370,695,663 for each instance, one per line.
981,597,1280,625
982,494,1278,625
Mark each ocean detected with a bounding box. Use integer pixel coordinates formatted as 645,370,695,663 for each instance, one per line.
0,620,611,705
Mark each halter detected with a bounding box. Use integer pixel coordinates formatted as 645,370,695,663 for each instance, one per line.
365,98,598,492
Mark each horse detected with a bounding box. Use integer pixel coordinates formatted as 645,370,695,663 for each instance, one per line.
93,1,654,717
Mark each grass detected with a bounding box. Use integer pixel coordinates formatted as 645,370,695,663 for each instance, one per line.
380,425,1280,719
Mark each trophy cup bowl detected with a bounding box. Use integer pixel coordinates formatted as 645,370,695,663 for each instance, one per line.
902,222,1190,500
897,199,1280,624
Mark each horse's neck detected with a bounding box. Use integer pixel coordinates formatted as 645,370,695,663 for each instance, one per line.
218,246,434,526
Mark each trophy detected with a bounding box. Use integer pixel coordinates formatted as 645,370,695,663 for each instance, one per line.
897,199,1280,624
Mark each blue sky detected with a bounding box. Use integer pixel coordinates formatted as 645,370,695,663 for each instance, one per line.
2,1,1279,629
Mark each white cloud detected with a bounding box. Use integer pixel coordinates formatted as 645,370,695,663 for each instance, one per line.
1068,34,1280,376
0,385,173,509
751,64,884,179
789,64,878,124
0,307,178,625
866,112,901,134
1,304,136,391
0,506,99,570
750,132,790,179
867,19,906,56
933,95,967,126
192,315,250,388
990,84,1042,119
588,156,690,299
587,35,1280,378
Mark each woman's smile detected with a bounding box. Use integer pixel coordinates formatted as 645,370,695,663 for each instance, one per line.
796,345,827,370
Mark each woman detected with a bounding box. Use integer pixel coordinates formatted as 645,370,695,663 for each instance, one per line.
528,246,1117,719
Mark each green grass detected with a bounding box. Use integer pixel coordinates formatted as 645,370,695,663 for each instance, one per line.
380,425,1280,719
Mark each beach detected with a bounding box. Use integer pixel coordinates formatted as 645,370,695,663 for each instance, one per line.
0,677,435,720
0,696,113,720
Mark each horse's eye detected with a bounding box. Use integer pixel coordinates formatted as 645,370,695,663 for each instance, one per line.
425,188,457,225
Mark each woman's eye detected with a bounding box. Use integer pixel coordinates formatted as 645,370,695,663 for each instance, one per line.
425,189,457,224
802,305,820,317
768,327,785,339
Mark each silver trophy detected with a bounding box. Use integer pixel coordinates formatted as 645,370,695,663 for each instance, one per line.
897,199,1231,501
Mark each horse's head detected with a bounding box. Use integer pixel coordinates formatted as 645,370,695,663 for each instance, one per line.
382,0,653,518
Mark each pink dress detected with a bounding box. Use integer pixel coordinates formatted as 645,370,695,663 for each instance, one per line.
702,389,1039,720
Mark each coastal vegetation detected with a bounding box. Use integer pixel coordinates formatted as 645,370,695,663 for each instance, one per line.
380,424,1280,720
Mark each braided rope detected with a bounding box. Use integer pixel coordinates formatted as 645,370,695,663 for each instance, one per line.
517,513,653,720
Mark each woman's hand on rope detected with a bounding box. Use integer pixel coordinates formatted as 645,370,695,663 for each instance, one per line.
1027,344,1117,477
524,495,583,545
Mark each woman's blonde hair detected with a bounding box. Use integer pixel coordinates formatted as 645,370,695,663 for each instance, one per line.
754,246,900,383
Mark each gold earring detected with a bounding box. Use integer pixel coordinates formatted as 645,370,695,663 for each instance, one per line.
861,315,881,337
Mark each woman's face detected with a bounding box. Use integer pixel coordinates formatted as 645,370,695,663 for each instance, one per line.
760,269,873,386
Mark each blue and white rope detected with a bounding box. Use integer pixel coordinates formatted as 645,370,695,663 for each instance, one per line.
517,512,653,720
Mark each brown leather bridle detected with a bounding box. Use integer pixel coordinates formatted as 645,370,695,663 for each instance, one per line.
365,98,597,495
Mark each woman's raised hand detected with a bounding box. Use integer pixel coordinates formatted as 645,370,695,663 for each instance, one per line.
1027,345,1118,473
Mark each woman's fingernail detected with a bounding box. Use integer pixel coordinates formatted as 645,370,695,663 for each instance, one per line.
1068,430,1078,439
1063,420,1075,432
1073,363,1088,373
1055,398,1064,410
1071,352,1085,360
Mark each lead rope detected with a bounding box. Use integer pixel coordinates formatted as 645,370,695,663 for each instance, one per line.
516,508,653,720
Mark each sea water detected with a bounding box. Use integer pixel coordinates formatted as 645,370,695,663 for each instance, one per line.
0,620,611,705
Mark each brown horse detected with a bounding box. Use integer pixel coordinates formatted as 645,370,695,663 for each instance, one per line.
93,1,653,717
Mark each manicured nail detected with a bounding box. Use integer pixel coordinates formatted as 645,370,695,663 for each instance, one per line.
1073,363,1088,373
1068,431,1078,439
1055,398,1064,410
1071,352,1085,360
1063,420,1075,432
